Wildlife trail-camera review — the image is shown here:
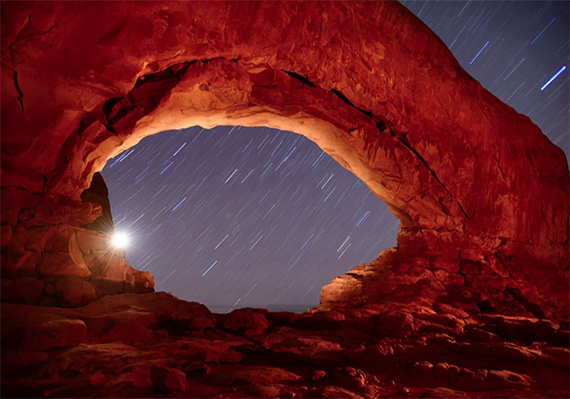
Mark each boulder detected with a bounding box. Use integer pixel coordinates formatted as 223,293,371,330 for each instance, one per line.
150,365,187,392
56,276,98,307
217,309,270,338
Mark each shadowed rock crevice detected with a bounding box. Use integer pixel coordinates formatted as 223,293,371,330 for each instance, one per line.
12,71,24,112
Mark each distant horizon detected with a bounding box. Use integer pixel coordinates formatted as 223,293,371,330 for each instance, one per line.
199,303,313,314
206,305,314,313
156,288,317,313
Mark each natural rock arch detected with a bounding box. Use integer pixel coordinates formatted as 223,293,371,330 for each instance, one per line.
1,2,568,314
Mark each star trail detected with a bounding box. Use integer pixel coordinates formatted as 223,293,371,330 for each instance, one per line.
402,0,569,149
102,1,569,313
541,65,567,91
103,127,399,312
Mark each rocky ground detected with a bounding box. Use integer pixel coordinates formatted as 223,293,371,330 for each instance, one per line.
2,249,568,398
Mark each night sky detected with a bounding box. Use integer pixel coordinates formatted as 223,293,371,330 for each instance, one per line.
101,1,569,313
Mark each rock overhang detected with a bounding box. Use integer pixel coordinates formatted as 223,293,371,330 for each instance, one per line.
0,0,568,309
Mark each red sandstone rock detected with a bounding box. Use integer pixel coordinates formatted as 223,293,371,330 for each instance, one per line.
217,308,271,338
465,326,502,343
317,386,364,398
434,302,469,319
189,314,217,329
419,387,467,398
1,292,569,397
125,268,155,294
0,0,567,313
90,371,106,386
0,1,568,398
1,277,44,304
291,309,347,330
1,350,48,372
0,225,12,248
485,370,532,389
543,347,570,368
311,370,327,381
331,367,369,392
56,276,97,307
1,303,87,351
3,250,39,278
83,310,156,345
373,310,415,338
150,365,186,392
37,252,91,279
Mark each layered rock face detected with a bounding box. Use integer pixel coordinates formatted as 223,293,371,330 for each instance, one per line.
1,169,154,306
1,1,568,397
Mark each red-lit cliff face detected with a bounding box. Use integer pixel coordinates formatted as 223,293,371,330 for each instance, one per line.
1,1,568,397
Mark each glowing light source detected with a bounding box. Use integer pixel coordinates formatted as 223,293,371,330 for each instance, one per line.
110,231,130,249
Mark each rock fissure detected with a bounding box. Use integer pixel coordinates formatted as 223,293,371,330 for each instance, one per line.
330,88,375,120
6,11,32,65
394,135,472,220
12,71,24,112
504,286,545,319
279,68,473,221
1,184,38,196
281,70,318,87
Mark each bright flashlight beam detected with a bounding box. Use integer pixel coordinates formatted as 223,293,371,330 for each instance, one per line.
111,231,130,249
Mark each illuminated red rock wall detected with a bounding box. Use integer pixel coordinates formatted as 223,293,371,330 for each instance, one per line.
1,1,568,309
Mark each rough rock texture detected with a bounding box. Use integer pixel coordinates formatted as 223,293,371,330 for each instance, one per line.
1,292,568,398
1,0,568,308
1,170,154,306
1,1,569,397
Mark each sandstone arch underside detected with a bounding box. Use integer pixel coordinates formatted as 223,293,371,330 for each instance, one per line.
1,2,568,314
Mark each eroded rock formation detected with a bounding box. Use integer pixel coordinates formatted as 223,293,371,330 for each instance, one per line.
1,1,568,397
2,291,568,397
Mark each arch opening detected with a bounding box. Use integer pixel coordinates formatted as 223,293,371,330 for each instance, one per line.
0,0,566,316
100,125,399,313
